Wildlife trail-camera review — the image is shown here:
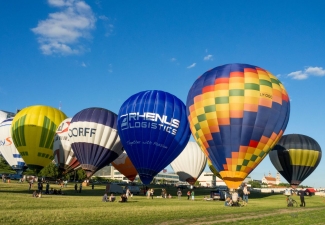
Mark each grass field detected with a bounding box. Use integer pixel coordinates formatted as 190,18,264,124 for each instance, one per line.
1,182,325,225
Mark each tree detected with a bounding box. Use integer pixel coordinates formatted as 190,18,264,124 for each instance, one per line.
248,180,262,188
0,155,15,174
39,163,60,178
76,169,87,181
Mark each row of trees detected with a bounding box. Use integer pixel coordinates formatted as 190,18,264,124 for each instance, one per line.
0,155,87,181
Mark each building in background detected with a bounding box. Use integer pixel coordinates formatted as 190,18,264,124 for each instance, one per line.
93,165,179,184
262,172,281,186
0,110,16,122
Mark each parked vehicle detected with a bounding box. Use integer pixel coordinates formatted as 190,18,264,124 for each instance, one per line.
125,185,140,195
106,183,124,194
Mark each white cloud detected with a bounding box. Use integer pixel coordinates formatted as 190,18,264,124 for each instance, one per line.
288,66,325,80
170,58,177,62
31,0,96,55
108,64,113,73
99,15,114,37
187,63,196,69
203,54,213,61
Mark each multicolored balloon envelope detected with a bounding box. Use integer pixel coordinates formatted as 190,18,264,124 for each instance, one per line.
207,158,222,180
69,107,123,178
53,118,79,173
170,141,207,185
186,63,290,189
0,118,26,174
117,90,191,185
269,134,322,188
111,151,138,182
11,105,67,173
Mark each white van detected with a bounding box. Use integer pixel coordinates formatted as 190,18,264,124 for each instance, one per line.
106,183,123,194
125,186,140,195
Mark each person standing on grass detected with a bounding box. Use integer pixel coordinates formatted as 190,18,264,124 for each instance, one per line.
79,183,82,193
191,190,195,200
299,188,305,207
177,188,182,200
243,184,249,204
187,190,191,200
150,188,154,199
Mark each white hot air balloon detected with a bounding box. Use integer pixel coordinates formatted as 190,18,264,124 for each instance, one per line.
170,141,207,185
53,118,78,173
0,118,26,174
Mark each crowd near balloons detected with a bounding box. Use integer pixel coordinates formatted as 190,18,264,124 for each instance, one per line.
0,63,322,193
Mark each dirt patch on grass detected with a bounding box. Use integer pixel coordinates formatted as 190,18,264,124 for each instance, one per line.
156,207,325,225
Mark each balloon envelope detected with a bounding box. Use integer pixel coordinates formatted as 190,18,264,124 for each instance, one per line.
186,63,290,188
111,151,138,182
269,134,322,188
170,141,207,185
207,158,222,180
11,105,67,173
0,118,26,173
69,107,123,178
53,118,78,173
117,90,191,185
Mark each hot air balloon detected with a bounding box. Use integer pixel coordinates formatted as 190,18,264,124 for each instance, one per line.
111,151,138,182
69,107,123,178
53,118,79,173
269,134,322,188
207,158,222,180
11,105,67,173
0,118,26,174
187,63,290,189
170,141,207,185
117,90,191,185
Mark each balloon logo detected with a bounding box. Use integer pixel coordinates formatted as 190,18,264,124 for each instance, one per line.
170,141,207,185
69,107,123,178
118,90,191,185
53,118,79,173
186,63,290,188
111,151,138,182
0,118,26,173
269,134,322,188
11,105,67,173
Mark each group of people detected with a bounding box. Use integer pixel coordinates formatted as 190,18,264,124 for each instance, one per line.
74,183,83,193
225,184,250,207
102,193,117,202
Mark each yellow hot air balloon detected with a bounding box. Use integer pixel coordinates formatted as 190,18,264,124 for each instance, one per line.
11,105,67,173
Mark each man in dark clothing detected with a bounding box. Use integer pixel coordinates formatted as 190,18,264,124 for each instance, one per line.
299,188,305,207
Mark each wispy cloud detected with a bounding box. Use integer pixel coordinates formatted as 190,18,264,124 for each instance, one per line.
187,63,196,69
288,66,325,80
204,54,213,61
98,15,114,37
108,64,113,73
31,0,96,55
81,62,87,67
170,58,177,62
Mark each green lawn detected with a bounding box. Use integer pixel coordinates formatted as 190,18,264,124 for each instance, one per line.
1,182,324,225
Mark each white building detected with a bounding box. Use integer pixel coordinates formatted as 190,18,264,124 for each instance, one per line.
93,165,179,184
262,172,281,186
0,110,16,122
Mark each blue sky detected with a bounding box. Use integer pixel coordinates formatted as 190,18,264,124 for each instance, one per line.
1,0,325,187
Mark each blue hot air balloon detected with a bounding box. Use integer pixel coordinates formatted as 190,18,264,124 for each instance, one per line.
117,90,191,184
68,107,123,178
